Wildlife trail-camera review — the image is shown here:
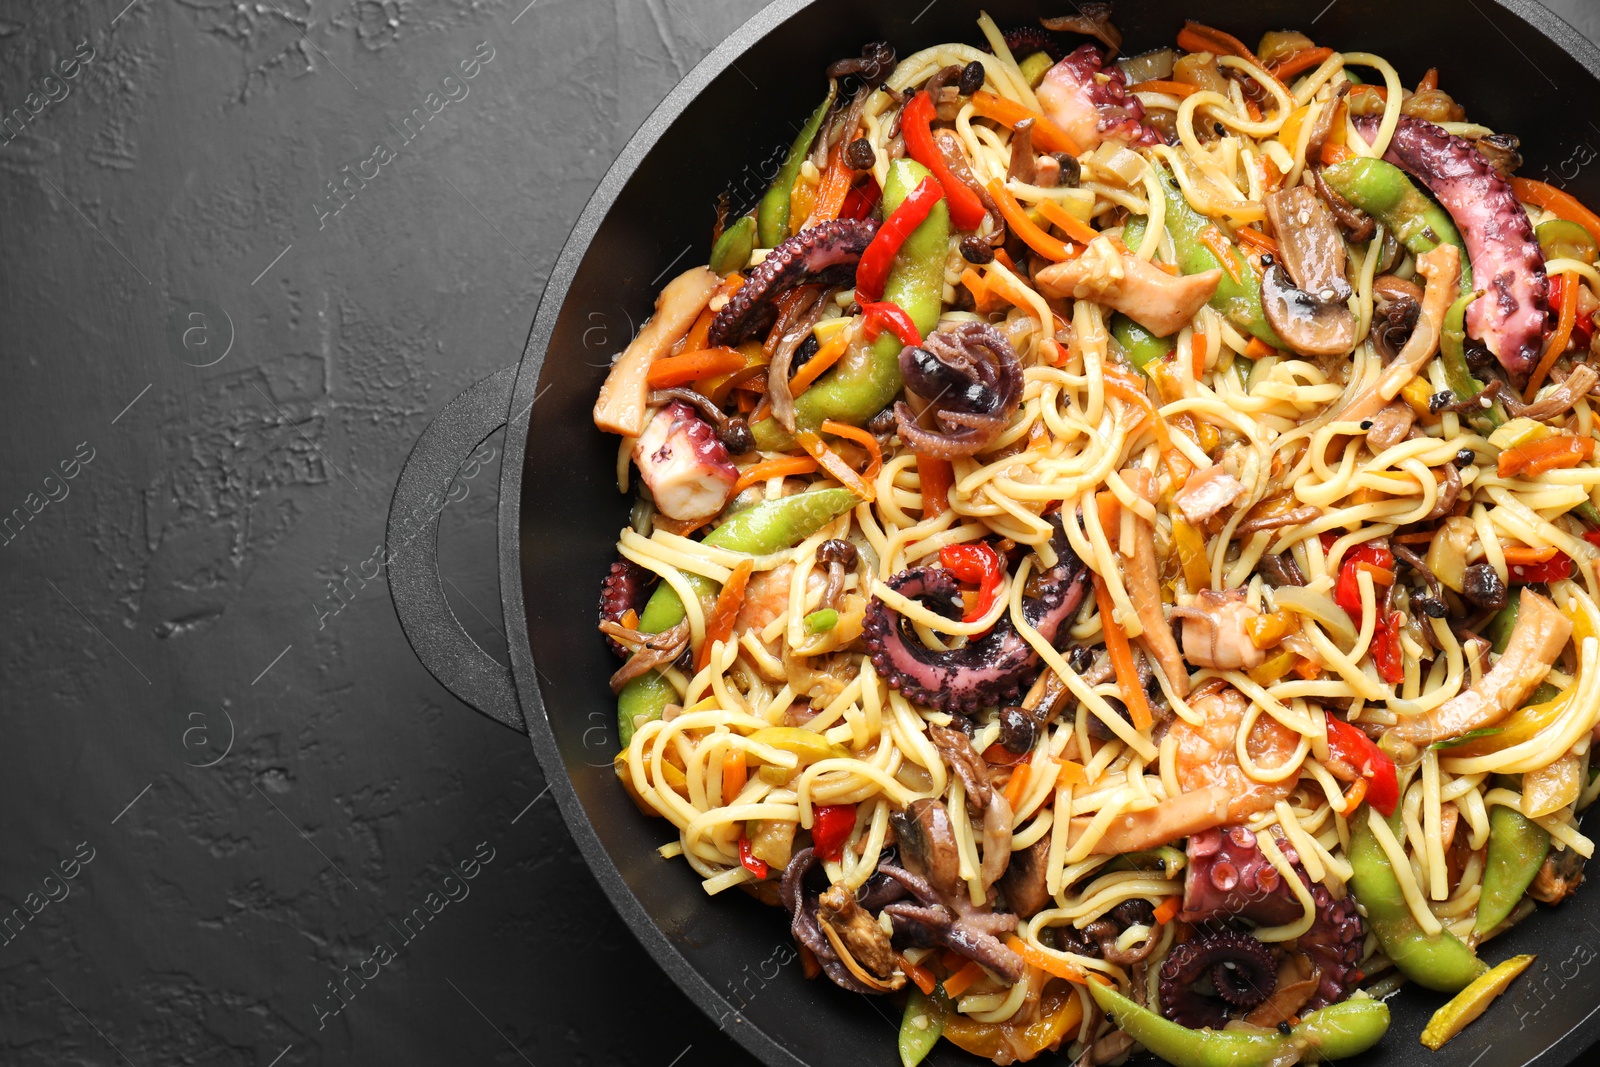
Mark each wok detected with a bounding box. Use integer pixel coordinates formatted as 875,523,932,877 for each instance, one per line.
388,1,1600,1063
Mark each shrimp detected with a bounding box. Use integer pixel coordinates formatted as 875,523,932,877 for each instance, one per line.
1168,685,1300,821
733,563,829,637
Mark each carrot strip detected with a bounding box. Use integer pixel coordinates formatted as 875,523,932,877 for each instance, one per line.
721,747,748,806
987,180,1075,261
698,558,753,671
1199,226,1243,285
1095,489,1120,540
797,429,874,501
1152,896,1181,925
1498,434,1594,477
900,954,937,996
789,328,853,395
1055,758,1085,787
1103,368,1174,454
1502,544,1560,566
1319,143,1353,166
984,264,1047,315
1525,271,1579,400
1244,336,1278,360
1034,196,1100,246
1093,573,1154,731
1235,226,1279,259
1003,764,1032,812
970,91,1083,155
1177,21,1257,63
918,456,953,515
1005,935,1088,984
943,960,986,998
1512,177,1600,246
733,455,818,493
1191,327,1206,379
647,346,747,389
1127,79,1201,98
1418,67,1440,93
821,419,883,485
1267,47,1334,82
810,140,853,224
1340,776,1369,816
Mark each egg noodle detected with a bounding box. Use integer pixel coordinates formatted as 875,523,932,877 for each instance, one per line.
596,10,1600,1065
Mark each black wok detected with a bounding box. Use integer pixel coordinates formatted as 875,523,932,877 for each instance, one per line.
388,1,1600,1063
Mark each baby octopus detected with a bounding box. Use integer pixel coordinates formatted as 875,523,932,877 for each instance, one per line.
707,218,879,347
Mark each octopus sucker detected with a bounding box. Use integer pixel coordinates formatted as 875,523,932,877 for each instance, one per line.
707,218,879,348
598,556,655,659
1357,114,1549,373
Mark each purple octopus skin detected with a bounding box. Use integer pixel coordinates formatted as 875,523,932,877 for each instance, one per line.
1158,930,1277,1029
706,218,880,347
863,520,1090,714
1055,45,1165,148
1357,114,1549,374
598,556,654,658
1000,26,1064,62
893,322,1024,458
1182,825,1366,1011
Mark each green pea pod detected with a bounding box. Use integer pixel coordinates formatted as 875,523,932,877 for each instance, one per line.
1123,213,1148,251
752,157,951,450
1439,288,1504,429
897,985,949,1067
1153,166,1284,349
1576,500,1600,526
1320,158,1473,290
710,215,757,275
617,488,858,743
757,88,836,248
1475,805,1550,935
1349,805,1487,992
1487,599,1520,655
1111,313,1175,372
1088,981,1390,1067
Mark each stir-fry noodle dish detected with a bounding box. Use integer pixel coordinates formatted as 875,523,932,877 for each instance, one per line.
591,9,1600,1064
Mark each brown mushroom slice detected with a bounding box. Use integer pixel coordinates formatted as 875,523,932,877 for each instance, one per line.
1261,262,1357,358
1364,400,1415,452
1035,236,1221,337
1391,588,1572,745
1265,186,1353,304
890,798,963,901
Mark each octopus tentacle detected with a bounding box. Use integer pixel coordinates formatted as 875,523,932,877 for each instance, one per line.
999,26,1064,62
1182,825,1366,1011
1158,930,1277,1029
1357,115,1549,374
707,218,879,347
863,520,1090,713
598,556,655,658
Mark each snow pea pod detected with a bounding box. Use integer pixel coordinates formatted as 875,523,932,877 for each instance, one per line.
1152,167,1284,348
1111,313,1174,371
1321,158,1473,290
1439,288,1503,428
1475,805,1550,935
757,87,836,248
1089,980,1390,1067
617,488,858,744
751,157,950,450
711,215,757,275
897,985,948,1067
1348,805,1486,992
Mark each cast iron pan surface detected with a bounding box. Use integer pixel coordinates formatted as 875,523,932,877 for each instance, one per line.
416,1,1600,1064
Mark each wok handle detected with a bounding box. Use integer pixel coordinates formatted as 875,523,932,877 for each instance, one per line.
387,365,525,733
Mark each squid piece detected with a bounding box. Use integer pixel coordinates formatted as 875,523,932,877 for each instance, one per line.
1035,236,1221,337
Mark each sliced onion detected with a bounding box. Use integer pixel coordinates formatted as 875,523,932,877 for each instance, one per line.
1271,586,1358,647
1098,145,1147,186
1117,48,1176,85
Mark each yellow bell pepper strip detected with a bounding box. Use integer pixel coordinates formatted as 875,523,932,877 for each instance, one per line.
1524,271,1580,399
1475,806,1550,935
751,159,950,449
1350,805,1487,991
1152,165,1285,348
720,746,748,806
746,726,852,785
757,86,836,247
1089,977,1391,1067
1093,574,1154,731
1128,78,1201,98
616,488,858,745
901,91,987,231
969,90,1083,155
943,983,1084,1061
1421,955,1537,1049
1171,517,1210,592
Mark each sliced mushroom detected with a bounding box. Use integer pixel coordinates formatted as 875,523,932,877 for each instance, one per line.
1264,186,1353,305
891,798,962,901
1261,261,1356,358
998,832,1052,918
1365,400,1415,452
1006,118,1038,184
1341,244,1461,424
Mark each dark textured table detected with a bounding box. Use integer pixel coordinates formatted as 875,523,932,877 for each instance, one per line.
2,2,1597,1065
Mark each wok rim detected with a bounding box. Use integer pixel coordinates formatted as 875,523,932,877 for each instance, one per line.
493,2,1600,1065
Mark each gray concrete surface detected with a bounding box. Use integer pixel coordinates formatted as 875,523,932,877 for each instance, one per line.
0,1,1595,1064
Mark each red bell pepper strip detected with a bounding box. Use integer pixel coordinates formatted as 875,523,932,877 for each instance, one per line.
839,178,881,221
1370,612,1405,685
1507,552,1574,585
1550,275,1595,349
810,804,857,861
900,91,988,231
854,175,944,302
859,300,922,346
1323,535,1395,626
738,835,769,878
940,542,1005,622
1326,717,1399,816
